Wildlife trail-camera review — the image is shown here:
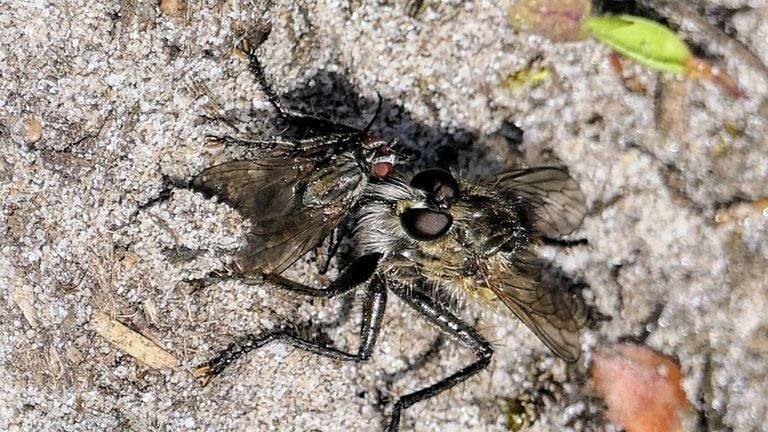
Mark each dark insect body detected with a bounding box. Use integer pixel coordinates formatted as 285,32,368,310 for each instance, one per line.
192,37,399,275
195,164,589,431
355,167,588,361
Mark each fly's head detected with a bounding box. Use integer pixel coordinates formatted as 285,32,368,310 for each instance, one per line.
360,135,398,180
355,168,537,279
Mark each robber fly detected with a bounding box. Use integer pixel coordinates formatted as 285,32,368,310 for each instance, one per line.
194,166,588,431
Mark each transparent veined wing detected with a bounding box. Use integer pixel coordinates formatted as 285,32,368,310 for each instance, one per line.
479,167,586,238
193,158,309,221
192,158,345,274
238,202,347,274
484,257,583,362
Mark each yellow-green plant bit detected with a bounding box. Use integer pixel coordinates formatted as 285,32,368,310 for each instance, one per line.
585,15,690,74
586,14,746,98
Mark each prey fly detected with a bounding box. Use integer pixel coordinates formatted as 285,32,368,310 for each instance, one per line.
194,166,589,431
178,34,400,275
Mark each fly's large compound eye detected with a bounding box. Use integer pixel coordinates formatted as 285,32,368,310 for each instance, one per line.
400,208,453,241
410,169,460,203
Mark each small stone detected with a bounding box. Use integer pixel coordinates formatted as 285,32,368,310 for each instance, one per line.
23,114,42,143
159,0,186,17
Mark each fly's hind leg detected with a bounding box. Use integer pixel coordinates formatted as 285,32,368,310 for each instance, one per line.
130,174,192,221
384,282,494,432
193,254,386,385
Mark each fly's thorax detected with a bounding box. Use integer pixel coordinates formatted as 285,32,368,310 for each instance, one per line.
399,234,467,276
302,152,365,208
450,191,537,258
382,251,516,316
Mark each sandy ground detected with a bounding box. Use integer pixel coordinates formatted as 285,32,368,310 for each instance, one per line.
1,0,767,431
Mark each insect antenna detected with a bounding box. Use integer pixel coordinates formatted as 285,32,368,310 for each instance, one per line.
360,92,383,137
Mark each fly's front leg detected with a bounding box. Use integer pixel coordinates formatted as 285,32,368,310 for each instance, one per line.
385,282,494,432
263,252,381,297
193,254,385,385
541,236,588,247
240,38,292,119
189,252,380,294
241,40,361,135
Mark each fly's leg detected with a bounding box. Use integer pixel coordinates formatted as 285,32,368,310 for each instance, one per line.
194,274,386,385
240,37,294,120
130,174,191,220
385,282,494,432
186,251,381,295
193,254,385,385
318,222,349,275
541,236,588,247
319,227,342,275
283,94,382,153
204,36,362,153
203,134,296,153
240,39,362,135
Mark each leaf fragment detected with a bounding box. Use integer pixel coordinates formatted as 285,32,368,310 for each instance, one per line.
501,66,553,91
91,312,178,369
586,15,691,74
508,0,592,42
591,343,690,432
586,15,746,98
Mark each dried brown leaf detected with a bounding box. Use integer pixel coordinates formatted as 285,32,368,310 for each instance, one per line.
508,0,591,42
592,343,690,432
91,312,178,369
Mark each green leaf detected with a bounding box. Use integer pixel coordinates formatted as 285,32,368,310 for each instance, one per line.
585,15,692,74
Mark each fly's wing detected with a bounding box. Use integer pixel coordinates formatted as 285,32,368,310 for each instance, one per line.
480,167,586,238
192,158,343,274
238,203,346,274
485,259,582,362
192,158,307,220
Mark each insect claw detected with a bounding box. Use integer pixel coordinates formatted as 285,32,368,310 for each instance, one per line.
240,23,271,57
239,38,251,55
204,135,224,147
192,365,214,386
